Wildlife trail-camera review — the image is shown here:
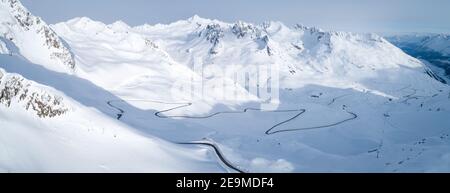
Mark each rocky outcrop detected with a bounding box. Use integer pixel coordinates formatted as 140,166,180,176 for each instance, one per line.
199,23,224,55
232,21,259,39
0,0,75,70
0,69,68,118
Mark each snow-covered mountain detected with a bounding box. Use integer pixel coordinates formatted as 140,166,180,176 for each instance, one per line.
52,16,437,102
387,33,450,56
386,34,450,83
0,1,225,172
0,68,68,118
0,55,225,172
1,1,450,172
0,0,75,73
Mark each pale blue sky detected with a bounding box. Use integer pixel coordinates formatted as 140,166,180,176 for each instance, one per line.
21,0,450,33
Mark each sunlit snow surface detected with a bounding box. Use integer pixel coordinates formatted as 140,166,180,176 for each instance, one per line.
1,0,450,172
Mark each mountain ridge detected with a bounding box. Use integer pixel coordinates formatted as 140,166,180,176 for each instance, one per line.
0,0,75,73
1,1,450,172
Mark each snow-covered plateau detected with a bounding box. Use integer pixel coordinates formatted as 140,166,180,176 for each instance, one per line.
1,0,450,172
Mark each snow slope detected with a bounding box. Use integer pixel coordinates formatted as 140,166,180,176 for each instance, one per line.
0,8,225,171
387,33,450,57
0,56,225,172
53,16,436,95
0,0,75,73
51,16,444,113
48,16,450,172
1,0,450,172
386,33,450,83
51,17,255,112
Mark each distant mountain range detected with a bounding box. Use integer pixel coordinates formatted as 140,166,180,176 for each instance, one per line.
1,0,450,172
386,34,450,83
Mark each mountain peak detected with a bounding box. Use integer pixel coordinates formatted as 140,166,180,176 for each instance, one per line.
108,20,130,32
0,0,75,72
188,14,202,22
65,17,106,29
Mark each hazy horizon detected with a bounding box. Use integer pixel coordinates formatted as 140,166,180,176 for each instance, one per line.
21,0,450,34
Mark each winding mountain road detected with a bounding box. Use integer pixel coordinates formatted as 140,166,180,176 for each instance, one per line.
265,109,357,134
178,140,245,173
106,98,358,173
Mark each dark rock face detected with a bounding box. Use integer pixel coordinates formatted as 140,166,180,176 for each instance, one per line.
232,21,257,39
203,23,223,45
25,92,67,118
0,76,25,107
0,73,68,118
2,0,76,69
199,23,224,55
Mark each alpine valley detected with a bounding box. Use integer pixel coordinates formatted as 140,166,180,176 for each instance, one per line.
1,0,449,172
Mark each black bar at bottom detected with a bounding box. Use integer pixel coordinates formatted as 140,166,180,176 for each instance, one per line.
0,173,448,192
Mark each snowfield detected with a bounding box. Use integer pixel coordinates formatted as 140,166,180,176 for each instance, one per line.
1,0,450,172
0,57,225,172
